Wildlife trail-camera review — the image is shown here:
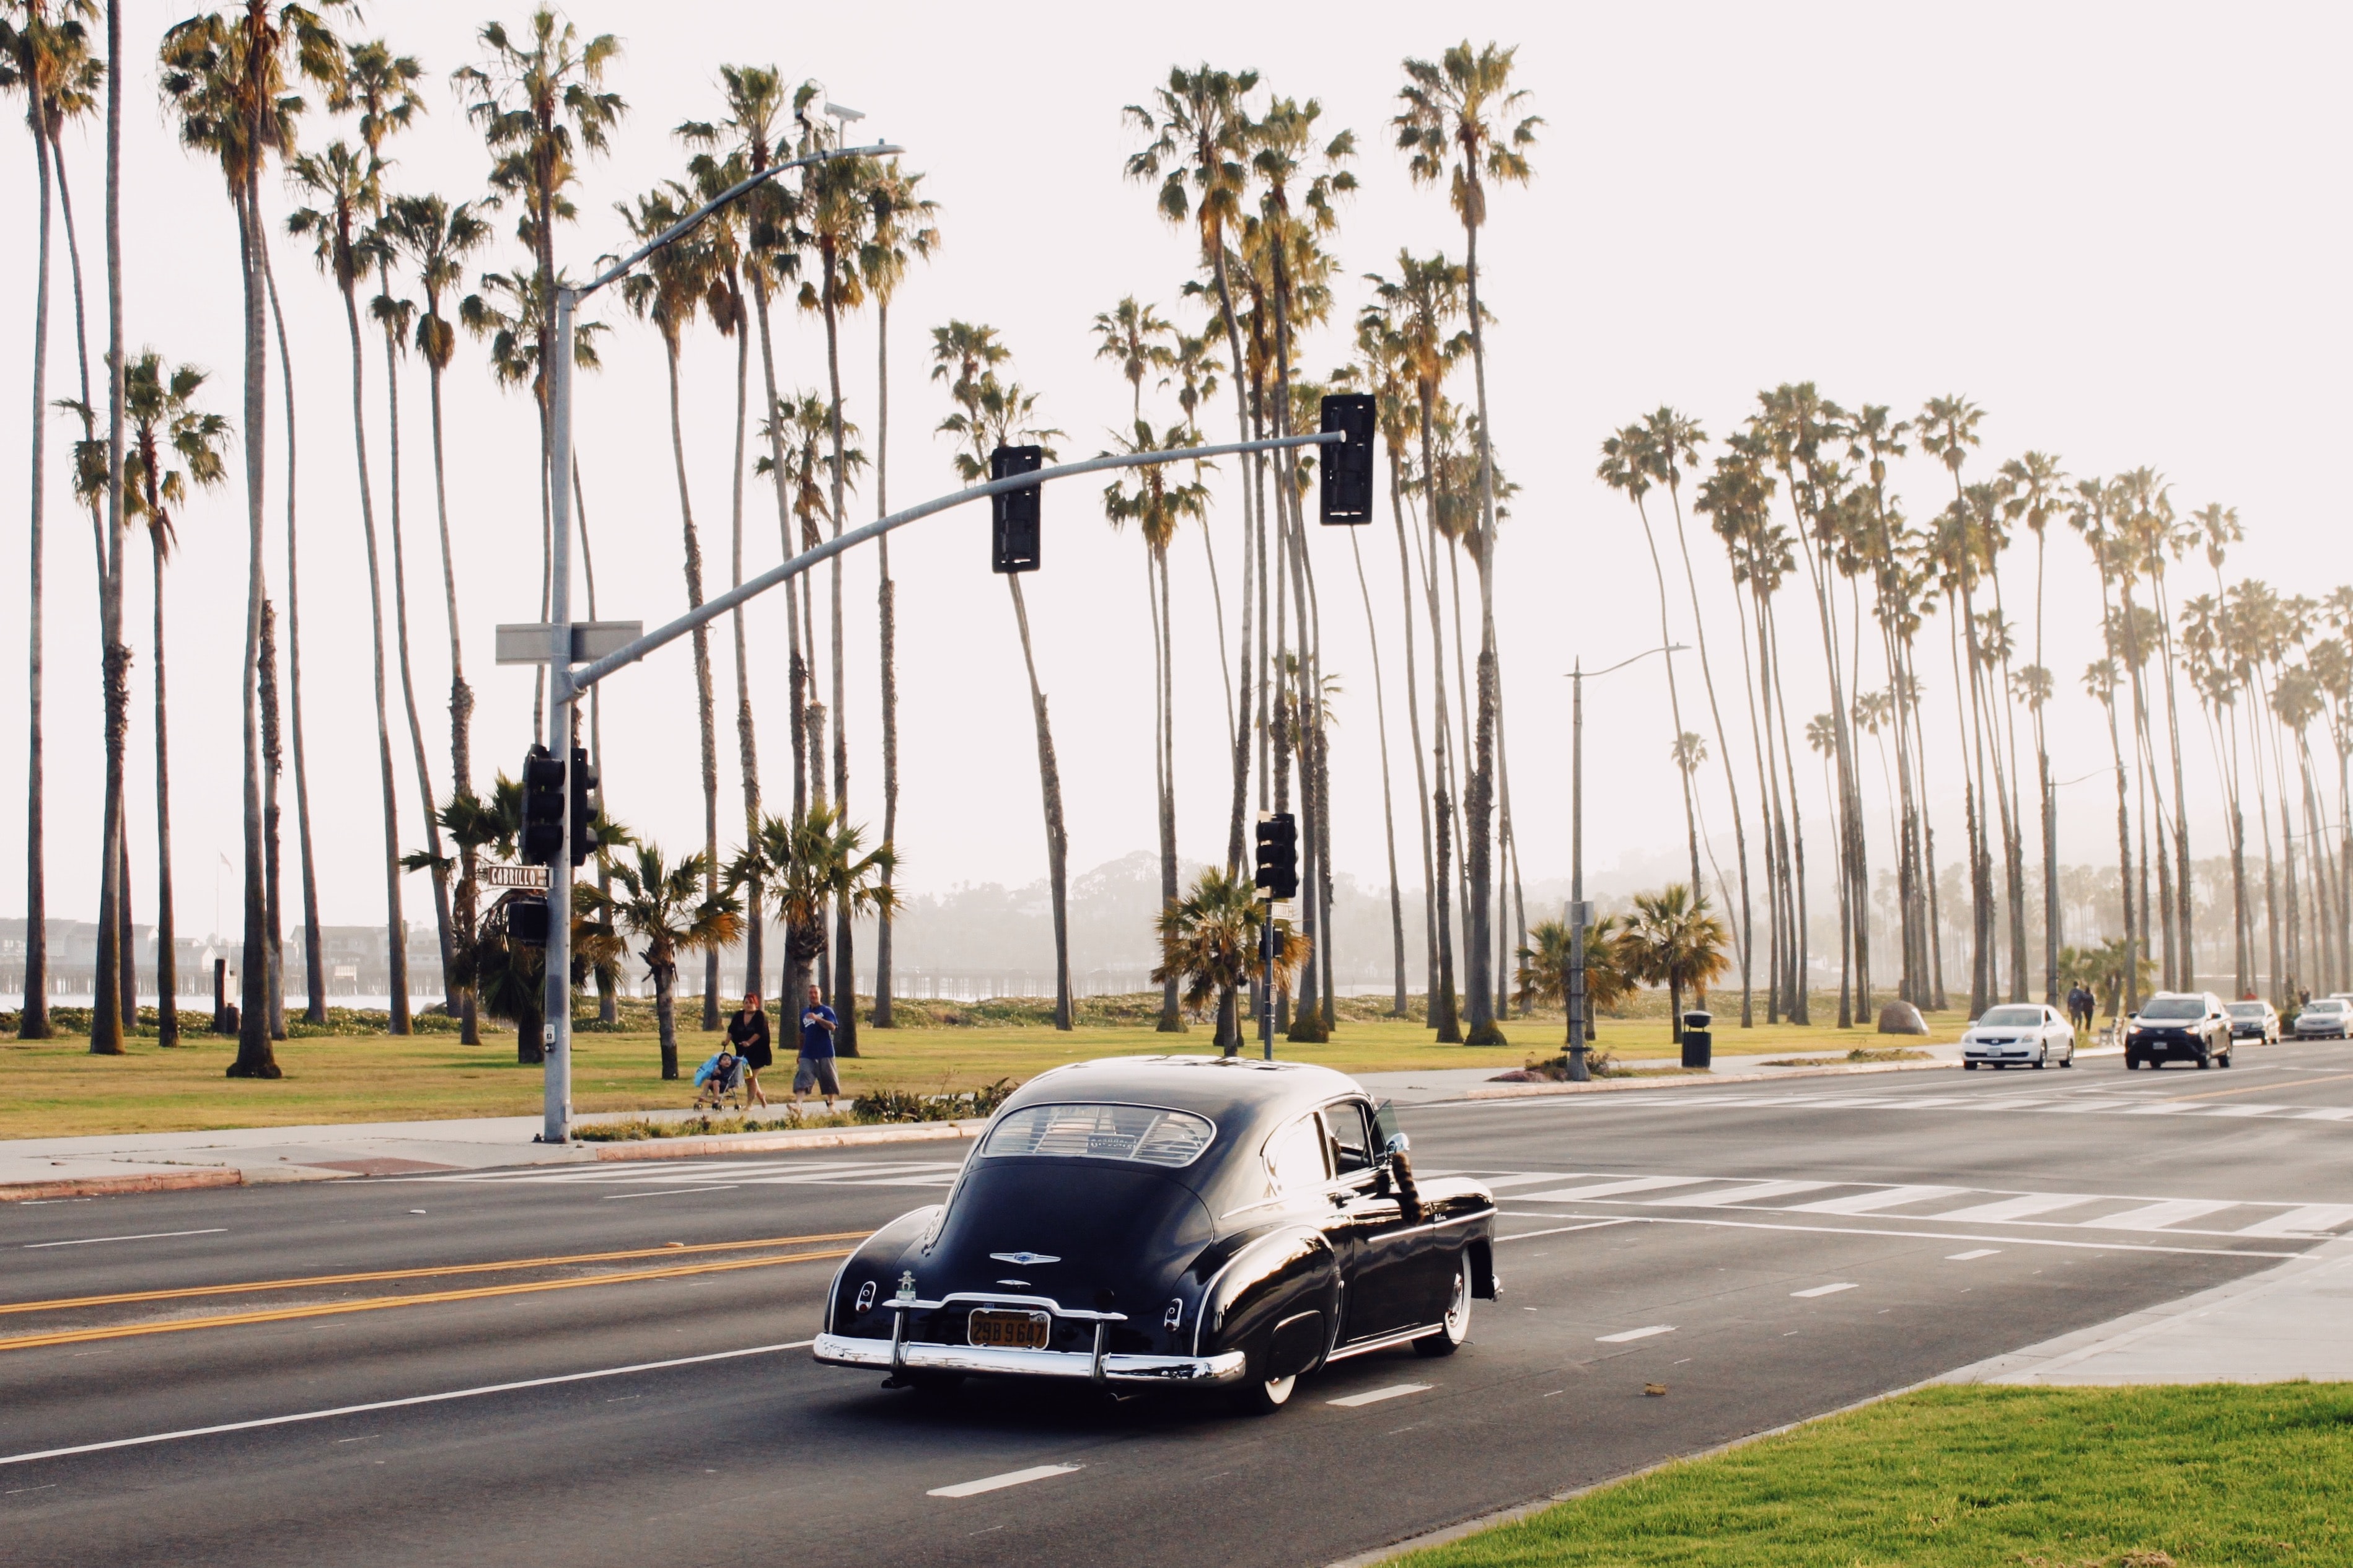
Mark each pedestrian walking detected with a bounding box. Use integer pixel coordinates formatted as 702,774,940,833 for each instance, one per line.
2067,983,2094,1033
794,982,841,1111
727,992,773,1109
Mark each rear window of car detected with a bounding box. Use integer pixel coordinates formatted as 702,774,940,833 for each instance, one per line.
2139,997,2206,1020
982,1103,1216,1168
1978,1007,2043,1027
2305,999,2346,1014
2228,1003,2267,1018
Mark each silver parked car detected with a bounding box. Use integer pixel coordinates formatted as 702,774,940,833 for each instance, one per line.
2226,999,2280,1045
1961,1004,2077,1070
2295,997,2350,1041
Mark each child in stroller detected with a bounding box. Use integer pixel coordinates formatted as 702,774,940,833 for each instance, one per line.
692,1048,745,1111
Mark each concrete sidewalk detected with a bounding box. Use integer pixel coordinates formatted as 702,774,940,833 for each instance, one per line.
1944,1233,2353,1385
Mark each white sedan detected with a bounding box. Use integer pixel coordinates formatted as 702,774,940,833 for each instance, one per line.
1961,1004,2077,1070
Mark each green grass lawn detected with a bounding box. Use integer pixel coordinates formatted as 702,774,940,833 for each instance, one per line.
0,996,1965,1140
1401,1383,2353,1568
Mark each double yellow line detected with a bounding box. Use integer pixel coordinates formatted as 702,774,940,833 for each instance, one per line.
0,1230,870,1354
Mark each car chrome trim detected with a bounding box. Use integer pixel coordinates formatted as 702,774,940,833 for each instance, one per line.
1324,1323,1439,1362
814,1333,1247,1385
988,1252,1061,1266
881,1291,1127,1322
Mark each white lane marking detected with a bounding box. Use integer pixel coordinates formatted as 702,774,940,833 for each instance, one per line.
2235,1203,2353,1237
1928,1193,2101,1224
1515,1176,1710,1202
0,1341,814,1468
1497,1207,2298,1259
1648,1180,1834,1209
2080,1199,2237,1232
1786,1185,1965,1215
1498,1219,1634,1242
927,1464,1082,1499
22,1229,227,1250
1596,1325,1676,1343
1790,1282,1858,1298
1327,1382,1432,1408
598,1185,741,1201
1946,1249,2002,1260
2297,1108,2353,1121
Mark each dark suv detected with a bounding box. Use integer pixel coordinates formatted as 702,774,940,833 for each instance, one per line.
2125,991,2234,1070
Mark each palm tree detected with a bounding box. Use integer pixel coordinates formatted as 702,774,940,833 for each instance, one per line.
591,843,739,1081
288,139,416,1033
1125,64,1261,873
121,353,227,1047
381,192,488,800
1103,418,1210,1032
1396,41,1540,1047
1616,885,1730,1045
452,6,623,745
1154,867,1306,1053
857,157,937,1028
615,181,726,1036
1515,914,1629,1039
159,0,341,1077
729,804,895,1057
792,86,874,1056
1999,451,2068,1001
2,0,95,1040
1093,296,1176,425
932,322,1074,1027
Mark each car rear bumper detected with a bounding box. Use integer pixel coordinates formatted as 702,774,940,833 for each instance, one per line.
813,1331,1247,1385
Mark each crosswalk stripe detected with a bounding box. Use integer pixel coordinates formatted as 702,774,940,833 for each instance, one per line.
2235,1204,2353,1237
1514,1176,1710,1202
1787,1185,1965,1215
1928,1193,2100,1223
1649,1180,1833,1208
2080,1199,2238,1231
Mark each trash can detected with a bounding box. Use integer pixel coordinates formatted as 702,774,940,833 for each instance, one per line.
1681,1009,1713,1069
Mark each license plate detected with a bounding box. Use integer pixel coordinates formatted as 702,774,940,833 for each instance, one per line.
968,1308,1050,1350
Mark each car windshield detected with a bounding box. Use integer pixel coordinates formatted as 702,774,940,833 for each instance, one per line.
2228,1003,2267,1018
1977,1007,2043,1027
982,1103,1216,1168
2137,997,2207,1020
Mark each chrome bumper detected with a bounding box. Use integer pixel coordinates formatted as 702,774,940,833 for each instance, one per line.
812,1332,1247,1385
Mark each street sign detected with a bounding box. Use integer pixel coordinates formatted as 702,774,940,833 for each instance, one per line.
495,621,646,665
482,864,551,890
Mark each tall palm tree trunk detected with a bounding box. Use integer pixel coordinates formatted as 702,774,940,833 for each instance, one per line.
1390,452,1438,1004
149,528,179,1045
381,304,455,1019
1668,481,1753,1026
1006,576,1072,1028
873,297,897,1025
1153,548,1182,1031
89,2,130,1056
225,166,275,1076
1414,391,1459,1041
1460,210,1503,1046
659,333,721,1035
1634,493,1704,907
259,602,285,1038
261,246,324,1022
1352,532,1409,1015
20,73,55,1040
336,274,410,1033
729,314,762,1003
1205,248,1257,875
820,271,857,1055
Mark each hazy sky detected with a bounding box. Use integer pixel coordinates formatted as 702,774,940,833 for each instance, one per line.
2,0,2347,943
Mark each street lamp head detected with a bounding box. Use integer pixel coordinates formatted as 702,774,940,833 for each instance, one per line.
825,102,866,122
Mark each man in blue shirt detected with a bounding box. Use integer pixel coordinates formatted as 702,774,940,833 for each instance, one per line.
793,983,841,1110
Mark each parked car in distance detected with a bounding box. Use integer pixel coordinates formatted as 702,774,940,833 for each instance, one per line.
2294,997,2351,1041
812,1056,1500,1415
2126,992,2235,1069
2226,999,2280,1045
1961,1004,2077,1070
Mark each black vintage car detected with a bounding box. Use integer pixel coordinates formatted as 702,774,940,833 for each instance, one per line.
812,1055,1500,1413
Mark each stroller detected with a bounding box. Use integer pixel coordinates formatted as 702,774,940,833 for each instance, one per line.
692,1048,745,1111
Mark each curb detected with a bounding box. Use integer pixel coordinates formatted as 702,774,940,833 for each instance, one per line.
589,1119,987,1162
1458,1058,1955,1101
0,1167,245,1203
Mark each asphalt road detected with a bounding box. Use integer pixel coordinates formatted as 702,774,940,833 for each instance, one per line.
6,1041,2352,1568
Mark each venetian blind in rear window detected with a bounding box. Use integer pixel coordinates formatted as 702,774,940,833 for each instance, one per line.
982,1103,1216,1168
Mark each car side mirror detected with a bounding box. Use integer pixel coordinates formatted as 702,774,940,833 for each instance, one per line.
1383,1132,1410,1162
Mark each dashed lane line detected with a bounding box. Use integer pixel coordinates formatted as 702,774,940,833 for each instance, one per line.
1328,1383,1432,1408
0,1340,815,1468
928,1465,1083,1499
1596,1325,1676,1343
22,1229,227,1250
1791,1283,1858,1298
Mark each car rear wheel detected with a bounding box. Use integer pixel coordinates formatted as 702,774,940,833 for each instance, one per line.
1415,1256,1472,1358
1230,1354,1297,1416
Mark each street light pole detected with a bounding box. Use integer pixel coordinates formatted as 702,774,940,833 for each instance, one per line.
1564,644,1686,1084
535,138,897,1144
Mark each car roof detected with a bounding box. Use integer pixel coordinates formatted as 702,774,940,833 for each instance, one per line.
997,1055,1369,1131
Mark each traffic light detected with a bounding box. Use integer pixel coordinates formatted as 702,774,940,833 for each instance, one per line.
567,747,599,867
506,895,550,947
520,745,565,866
991,444,1043,572
1319,393,1374,525
1254,811,1298,901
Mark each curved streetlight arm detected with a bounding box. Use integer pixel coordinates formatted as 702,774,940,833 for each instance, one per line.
561,429,1342,698
579,141,901,299
1570,642,1689,681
